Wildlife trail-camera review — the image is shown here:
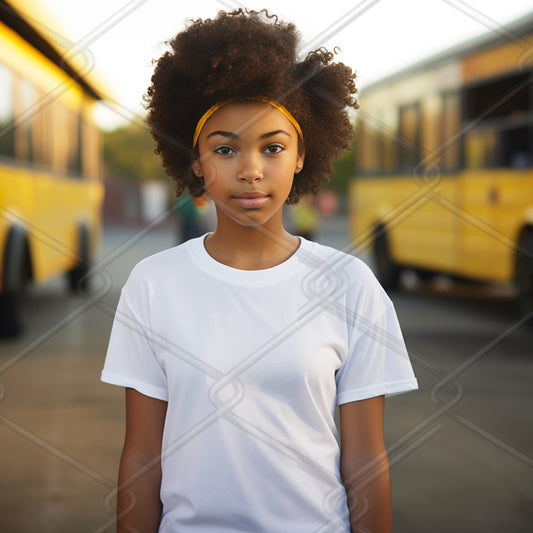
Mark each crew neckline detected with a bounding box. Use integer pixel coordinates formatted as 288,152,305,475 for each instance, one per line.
187,233,313,285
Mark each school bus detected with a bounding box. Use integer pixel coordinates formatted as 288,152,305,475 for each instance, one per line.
0,0,105,336
350,12,533,316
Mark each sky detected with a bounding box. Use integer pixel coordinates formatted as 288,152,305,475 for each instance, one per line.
29,0,533,130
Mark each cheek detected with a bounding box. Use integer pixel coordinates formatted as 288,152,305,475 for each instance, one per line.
277,164,297,191
201,164,226,193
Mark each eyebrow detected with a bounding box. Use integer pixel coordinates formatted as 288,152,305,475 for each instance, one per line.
206,129,292,140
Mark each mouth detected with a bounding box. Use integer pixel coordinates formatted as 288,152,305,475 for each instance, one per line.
232,191,270,209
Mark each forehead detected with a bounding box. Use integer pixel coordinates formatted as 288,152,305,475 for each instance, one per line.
202,102,296,138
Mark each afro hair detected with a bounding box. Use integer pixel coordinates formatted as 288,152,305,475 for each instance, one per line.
145,9,358,204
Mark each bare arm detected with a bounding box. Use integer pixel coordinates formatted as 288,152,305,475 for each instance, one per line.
117,388,168,533
339,395,391,533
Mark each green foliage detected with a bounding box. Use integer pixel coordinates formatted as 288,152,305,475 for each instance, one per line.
103,122,167,181
329,138,356,194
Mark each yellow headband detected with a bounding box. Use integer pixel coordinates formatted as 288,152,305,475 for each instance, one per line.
192,97,303,147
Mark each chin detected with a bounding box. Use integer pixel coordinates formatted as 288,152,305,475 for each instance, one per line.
215,205,273,228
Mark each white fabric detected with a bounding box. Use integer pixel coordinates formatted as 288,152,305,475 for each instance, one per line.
102,235,418,533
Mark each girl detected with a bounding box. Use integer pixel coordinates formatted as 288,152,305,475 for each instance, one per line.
102,9,418,533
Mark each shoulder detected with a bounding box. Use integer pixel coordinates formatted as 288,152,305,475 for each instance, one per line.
302,239,381,288
124,236,201,290
301,239,392,314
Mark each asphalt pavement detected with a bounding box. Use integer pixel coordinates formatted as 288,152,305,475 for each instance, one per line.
0,212,531,533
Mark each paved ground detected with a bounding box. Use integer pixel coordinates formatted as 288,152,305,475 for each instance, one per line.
1,213,532,532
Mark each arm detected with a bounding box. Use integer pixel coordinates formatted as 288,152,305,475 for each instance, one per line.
117,388,168,533
339,395,391,533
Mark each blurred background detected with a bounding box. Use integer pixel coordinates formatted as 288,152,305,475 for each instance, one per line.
0,0,532,531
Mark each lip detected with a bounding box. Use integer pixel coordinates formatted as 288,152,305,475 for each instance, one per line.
232,191,270,209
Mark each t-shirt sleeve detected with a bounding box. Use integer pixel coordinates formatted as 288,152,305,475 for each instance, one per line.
101,270,168,401
336,272,418,405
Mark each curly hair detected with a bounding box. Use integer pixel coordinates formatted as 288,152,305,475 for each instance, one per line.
145,9,358,204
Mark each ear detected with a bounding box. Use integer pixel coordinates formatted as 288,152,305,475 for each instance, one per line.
191,160,203,177
295,149,305,174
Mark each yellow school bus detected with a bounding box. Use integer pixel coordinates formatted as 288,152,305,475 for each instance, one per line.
350,12,533,316
0,1,105,335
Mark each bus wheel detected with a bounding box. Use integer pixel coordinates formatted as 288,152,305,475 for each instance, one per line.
0,291,23,337
373,225,401,290
68,225,90,293
0,228,31,337
516,233,533,319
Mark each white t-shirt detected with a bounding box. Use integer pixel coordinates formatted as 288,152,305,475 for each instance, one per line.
102,235,418,533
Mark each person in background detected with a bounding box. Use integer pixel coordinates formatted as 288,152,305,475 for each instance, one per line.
290,193,318,241
175,192,204,243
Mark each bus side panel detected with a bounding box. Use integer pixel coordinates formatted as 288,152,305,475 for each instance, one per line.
31,174,103,283
1,166,103,284
458,169,533,282
350,176,459,273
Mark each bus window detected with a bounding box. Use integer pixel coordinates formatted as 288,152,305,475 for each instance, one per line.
503,125,531,168
68,111,82,175
463,71,531,169
50,103,81,176
355,115,379,173
441,91,460,170
382,108,399,172
398,102,421,171
34,90,54,169
0,63,15,159
17,78,38,164
64,105,82,176
464,72,529,121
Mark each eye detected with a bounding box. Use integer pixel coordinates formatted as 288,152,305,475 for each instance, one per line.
214,145,236,156
263,143,285,155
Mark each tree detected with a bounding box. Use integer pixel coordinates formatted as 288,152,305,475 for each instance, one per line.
103,122,168,182
329,137,356,195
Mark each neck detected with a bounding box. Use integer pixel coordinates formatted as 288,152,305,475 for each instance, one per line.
204,216,299,270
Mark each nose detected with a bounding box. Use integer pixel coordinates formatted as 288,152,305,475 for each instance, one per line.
237,153,263,183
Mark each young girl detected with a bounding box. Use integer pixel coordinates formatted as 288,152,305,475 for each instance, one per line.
102,9,417,533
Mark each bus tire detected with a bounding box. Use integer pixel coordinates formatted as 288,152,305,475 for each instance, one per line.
373,225,401,290
516,232,533,319
68,225,90,293
0,291,23,337
0,227,32,337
